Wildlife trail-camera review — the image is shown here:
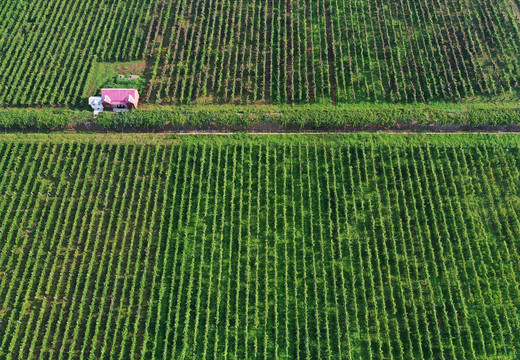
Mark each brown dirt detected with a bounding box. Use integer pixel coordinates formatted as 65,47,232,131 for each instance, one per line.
114,61,146,75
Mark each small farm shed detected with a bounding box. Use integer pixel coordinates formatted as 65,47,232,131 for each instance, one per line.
88,96,104,115
100,89,139,111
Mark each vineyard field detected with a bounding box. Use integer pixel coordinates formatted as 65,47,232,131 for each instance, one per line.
0,134,519,358
1,0,520,106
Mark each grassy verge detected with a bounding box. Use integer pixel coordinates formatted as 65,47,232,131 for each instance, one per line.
2,132,520,147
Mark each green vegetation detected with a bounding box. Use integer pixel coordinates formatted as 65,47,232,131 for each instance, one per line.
95,103,520,128
145,0,520,104
1,0,520,106
1,103,519,130
0,109,91,129
0,134,519,358
83,60,147,99
97,75,145,93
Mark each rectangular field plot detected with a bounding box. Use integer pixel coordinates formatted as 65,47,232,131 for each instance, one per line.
1,0,520,106
0,136,520,358
146,0,520,104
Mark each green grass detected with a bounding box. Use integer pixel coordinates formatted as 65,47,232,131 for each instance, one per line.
82,59,146,99
0,134,519,358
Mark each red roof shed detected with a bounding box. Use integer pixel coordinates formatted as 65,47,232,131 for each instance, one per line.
101,89,139,110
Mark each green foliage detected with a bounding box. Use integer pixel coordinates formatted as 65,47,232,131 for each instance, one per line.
83,60,147,99
143,0,520,104
467,107,520,126
0,109,90,129
94,105,520,129
1,104,520,130
96,109,171,128
0,136,519,358
99,75,146,94
2,0,520,106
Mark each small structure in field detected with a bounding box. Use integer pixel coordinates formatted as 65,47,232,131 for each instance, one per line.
100,89,139,112
88,96,104,116
120,75,140,80
89,89,140,114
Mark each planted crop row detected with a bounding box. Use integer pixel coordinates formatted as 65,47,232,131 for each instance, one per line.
0,138,519,358
0,0,151,107
1,0,520,106
146,0,520,104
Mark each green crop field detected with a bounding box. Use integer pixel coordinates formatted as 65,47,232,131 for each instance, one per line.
1,0,520,106
0,134,519,358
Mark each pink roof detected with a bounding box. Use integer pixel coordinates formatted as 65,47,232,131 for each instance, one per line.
101,89,139,107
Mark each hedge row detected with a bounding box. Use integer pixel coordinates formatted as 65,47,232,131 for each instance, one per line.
95,107,520,128
0,109,92,129
0,106,519,130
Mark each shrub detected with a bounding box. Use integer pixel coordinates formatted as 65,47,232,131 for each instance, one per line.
0,109,87,129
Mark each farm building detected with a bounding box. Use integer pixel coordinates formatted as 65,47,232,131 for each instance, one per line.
88,96,104,115
100,89,139,111
89,89,139,114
